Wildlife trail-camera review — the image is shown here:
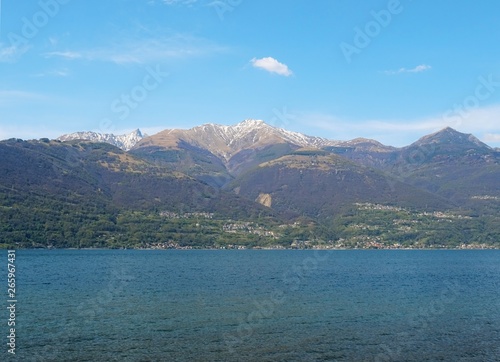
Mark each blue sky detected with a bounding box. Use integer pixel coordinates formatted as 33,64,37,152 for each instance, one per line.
1,0,500,147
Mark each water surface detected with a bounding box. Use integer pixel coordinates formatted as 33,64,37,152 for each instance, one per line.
5,250,500,361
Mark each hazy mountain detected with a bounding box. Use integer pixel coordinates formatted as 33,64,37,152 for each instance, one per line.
320,127,500,207
391,128,499,207
58,129,144,151
409,127,490,150
326,127,494,169
324,138,397,169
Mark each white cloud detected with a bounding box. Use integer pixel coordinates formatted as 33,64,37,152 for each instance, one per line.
33,68,71,78
483,133,500,143
111,126,165,138
383,64,432,75
43,35,225,64
0,90,47,105
0,124,63,141
163,0,198,4
251,57,293,77
147,0,198,6
44,51,82,60
0,43,31,62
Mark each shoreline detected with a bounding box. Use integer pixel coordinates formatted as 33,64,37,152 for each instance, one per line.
3,246,499,251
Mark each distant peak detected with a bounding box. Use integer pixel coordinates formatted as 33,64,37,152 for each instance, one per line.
345,137,382,145
58,129,144,151
440,126,459,133
419,127,466,142
411,127,490,150
237,119,267,127
338,137,394,152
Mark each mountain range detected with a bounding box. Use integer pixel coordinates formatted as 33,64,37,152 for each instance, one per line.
1,120,498,249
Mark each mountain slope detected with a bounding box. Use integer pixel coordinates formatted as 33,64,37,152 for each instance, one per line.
64,123,500,217
321,127,500,210
388,128,500,206
132,119,340,185
227,149,454,221
0,139,278,248
324,138,397,169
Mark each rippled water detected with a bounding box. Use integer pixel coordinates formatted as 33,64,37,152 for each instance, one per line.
4,250,500,361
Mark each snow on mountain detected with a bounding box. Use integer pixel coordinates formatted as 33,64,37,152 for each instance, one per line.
137,119,341,160
58,129,144,151
222,119,339,148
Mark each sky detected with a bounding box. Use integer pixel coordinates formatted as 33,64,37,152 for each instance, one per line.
1,0,500,147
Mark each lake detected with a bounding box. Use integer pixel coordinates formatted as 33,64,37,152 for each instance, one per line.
5,250,500,361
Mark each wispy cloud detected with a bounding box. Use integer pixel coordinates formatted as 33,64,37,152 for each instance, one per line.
383,64,432,75
43,34,225,64
0,43,31,62
0,90,47,105
295,104,500,147
32,68,71,77
147,0,198,5
111,126,165,137
251,57,293,77
44,51,82,60
0,124,66,141
161,0,198,5
483,133,500,143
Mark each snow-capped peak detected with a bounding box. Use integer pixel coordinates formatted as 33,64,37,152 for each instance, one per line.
166,119,341,160
57,129,144,151
58,119,340,158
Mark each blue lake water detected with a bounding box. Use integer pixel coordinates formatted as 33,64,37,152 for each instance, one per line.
4,250,500,361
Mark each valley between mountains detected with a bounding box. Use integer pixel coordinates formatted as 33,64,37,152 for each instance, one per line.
1,120,499,249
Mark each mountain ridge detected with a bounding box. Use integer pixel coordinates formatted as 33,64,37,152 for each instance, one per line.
408,126,491,150
56,122,499,198
58,129,144,151
134,119,341,161
56,121,497,154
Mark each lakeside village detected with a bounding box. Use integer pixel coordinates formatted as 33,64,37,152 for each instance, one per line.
140,241,497,251
137,205,497,250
